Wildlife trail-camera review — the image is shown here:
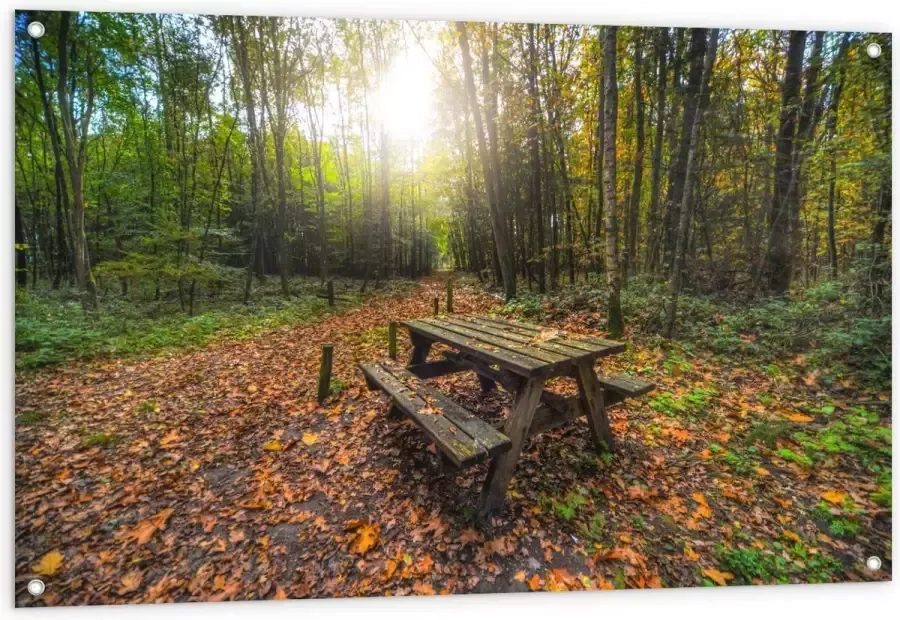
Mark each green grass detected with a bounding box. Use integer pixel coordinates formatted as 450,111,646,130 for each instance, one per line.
82,431,121,447
17,410,50,426
715,540,842,585
16,275,414,371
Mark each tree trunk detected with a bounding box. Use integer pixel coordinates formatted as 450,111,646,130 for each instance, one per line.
456,22,516,301
764,30,806,295
647,28,668,272
56,11,98,309
664,29,719,338
627,31,646,281
528,24,546,293
602,27,623,337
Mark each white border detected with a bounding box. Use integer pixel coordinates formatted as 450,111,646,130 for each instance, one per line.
2,1,897,619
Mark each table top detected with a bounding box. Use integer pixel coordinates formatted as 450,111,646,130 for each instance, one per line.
401,314,624,378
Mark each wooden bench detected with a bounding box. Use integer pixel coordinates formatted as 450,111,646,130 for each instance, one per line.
358,361,512,469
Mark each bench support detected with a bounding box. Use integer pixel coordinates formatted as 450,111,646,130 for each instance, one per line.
409,332,432,365
573,360,614,453
479,375,546,517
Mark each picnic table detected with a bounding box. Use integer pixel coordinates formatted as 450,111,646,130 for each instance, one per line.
359,314,653,516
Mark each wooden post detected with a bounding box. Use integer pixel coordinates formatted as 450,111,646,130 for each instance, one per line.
433,296,439,316
446,279,454,313
327,280,334,307
388,322,398,360
317,344,334,402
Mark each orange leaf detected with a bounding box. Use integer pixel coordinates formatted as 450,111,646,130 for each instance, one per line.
349,522,379,555
755,467,771,476
514,570,526,583
703,568,734,586
119,570,143,594
527,574,543,591
33,550,64,576
782,530,801,543
684,546,700,561
273,586,288,600
785,413,814,423
822,489,847,505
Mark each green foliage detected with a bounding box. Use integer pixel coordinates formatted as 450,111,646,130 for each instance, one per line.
716,541,841,584
791,407,890,468
649,386,717,419
540,488,590,521
17,410,50,426
15,275,383,371
82,431,120,447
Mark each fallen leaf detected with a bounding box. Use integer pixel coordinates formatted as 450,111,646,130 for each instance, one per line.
120,571,143,594
384,559,398,579
703,568,734,586
822,489,847,505
755,467,771,476
302,433,319,446
349,522,379,555
273,586,288,600
33,550,64,576
684,546,700,561
514,570,526,583
785,413,814,423
527,574,542,591
263,440,283,452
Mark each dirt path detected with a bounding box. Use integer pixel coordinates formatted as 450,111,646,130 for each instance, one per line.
15,275,890,606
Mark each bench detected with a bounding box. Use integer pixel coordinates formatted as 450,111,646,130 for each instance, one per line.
528,371,655,438
597,373,655,404
358,361,512,469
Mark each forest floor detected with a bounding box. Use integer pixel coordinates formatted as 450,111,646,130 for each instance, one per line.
15,273,891,606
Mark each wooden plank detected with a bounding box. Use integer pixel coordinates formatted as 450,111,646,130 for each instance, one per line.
406,359,466,379
401,320,550,377
443,351,521,394
386,364,511,458
358,363,489,468
529,389,630,437
479,375,546,517
472,316,625,357
423,318,571,366
442,316,596,360
597,374,655,397
574,360,614,453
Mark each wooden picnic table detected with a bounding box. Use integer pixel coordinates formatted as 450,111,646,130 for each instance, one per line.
393,314,650,515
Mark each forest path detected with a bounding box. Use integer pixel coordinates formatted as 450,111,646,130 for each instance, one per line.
15,274,889,606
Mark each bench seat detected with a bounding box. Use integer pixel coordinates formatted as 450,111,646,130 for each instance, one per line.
358,361,511,468
596,373,655,398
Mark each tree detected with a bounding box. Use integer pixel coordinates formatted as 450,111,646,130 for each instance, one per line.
602,26,623,336
56,11,99,308
456,22,516,301
763,30,806,295
664,29,719,337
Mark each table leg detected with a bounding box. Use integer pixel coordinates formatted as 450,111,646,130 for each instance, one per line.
477,374,497,393
573,360,614,453
408,332,433,366
479,375,546,517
